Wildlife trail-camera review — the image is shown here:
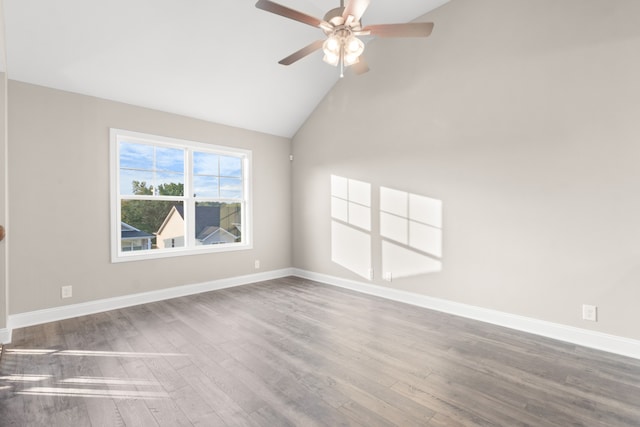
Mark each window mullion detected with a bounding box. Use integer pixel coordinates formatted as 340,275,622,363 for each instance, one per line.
242,156,249,247
186,149,195,248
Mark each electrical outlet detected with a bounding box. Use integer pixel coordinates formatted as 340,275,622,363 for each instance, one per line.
368,269,374,280
383,272,393,282
254,260,260,269
61,285,73,299
582,304,597,322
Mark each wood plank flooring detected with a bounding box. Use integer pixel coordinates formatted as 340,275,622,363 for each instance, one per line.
1,276,640,426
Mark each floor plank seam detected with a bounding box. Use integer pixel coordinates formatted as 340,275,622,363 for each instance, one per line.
2,278,640,426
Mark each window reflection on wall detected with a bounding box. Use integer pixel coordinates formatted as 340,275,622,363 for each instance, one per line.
329,176,443,282
331,175,372,280
380,187,443,279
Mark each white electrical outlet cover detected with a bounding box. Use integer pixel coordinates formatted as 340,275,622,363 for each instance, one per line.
61,286,73,299
582,304,597,321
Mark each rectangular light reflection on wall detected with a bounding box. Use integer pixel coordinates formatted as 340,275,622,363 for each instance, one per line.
331,221,372,280
382,241,442,278
380,187,443,279
331,175,372,279
331,175,371,231
331,196,348,223
409,193,443,258
380,187,409,244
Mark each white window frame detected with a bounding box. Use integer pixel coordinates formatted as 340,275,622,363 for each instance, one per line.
110,128,252,263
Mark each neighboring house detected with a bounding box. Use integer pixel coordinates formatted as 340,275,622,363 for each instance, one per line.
156,205,241,249
197,225,238,245
120,222,153,251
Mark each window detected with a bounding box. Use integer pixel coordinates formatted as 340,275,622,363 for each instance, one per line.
110,129,252,262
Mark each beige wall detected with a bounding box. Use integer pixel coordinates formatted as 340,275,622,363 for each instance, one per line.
292,0,640,340
8,80,291,314
0,71,6,331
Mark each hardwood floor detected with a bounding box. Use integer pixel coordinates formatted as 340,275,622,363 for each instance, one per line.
1,276,640,426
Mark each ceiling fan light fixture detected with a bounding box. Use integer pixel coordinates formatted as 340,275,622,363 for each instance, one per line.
322,32,364,68
323,35,341,55
323,52,340,66
343,52,360,66
345,35,364,56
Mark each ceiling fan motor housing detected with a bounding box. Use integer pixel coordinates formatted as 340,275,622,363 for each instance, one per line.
323,7,346,27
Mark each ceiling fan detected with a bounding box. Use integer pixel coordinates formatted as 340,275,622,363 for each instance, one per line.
255,0,434,77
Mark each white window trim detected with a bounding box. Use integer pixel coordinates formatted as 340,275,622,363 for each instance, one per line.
110,128,253,263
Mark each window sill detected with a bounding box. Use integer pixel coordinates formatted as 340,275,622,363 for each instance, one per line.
111,242,253,263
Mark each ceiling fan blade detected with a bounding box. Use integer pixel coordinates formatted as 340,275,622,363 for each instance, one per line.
351,56,369,75
363,22,434,38
278,40,325,65
342,0,370,24
255,0,326,28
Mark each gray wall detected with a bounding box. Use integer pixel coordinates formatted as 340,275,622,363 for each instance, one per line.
8,81,292,314
0,72,6,330
292,0,640,340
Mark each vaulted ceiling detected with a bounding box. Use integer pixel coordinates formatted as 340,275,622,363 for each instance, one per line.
3,0,448,137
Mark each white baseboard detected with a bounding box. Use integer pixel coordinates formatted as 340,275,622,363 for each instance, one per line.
0,327,11,344
6,267,640,360
292,268,640,360
7,268,295,333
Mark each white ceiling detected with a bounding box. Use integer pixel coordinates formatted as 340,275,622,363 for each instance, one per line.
3,0,448,137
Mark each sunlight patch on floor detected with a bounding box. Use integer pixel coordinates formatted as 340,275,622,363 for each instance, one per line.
60,376,158,386
5,349,187,358
0,374,52,382
17,387,169,399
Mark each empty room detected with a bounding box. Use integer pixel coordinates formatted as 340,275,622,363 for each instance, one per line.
1,0,640,425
